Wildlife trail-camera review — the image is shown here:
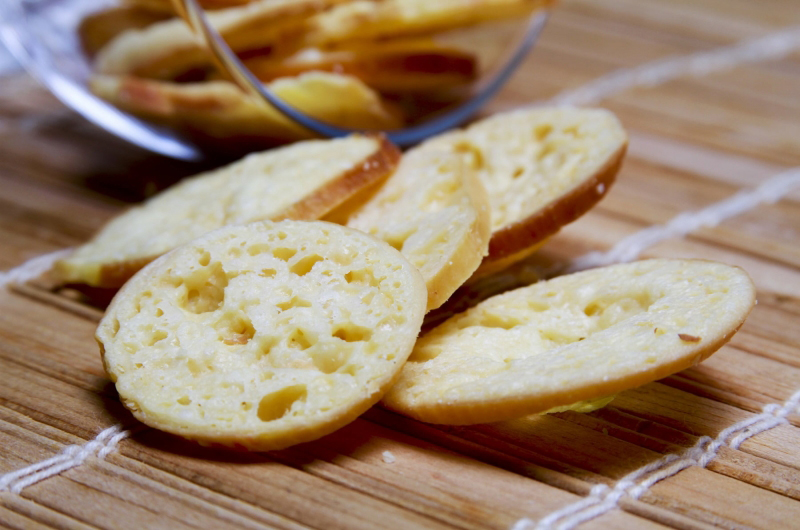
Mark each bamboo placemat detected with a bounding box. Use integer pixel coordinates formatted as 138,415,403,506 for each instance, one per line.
2,0,800,528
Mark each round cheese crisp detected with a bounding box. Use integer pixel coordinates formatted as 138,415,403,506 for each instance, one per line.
56,133,400,287
420,106,628,278
97,220,426,450
383,259,755,425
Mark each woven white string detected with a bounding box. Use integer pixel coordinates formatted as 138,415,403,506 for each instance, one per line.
0,254,134,493
0,425,129,494
0,248,71,290
518,389,800,530
548,25,800,106
566,166,800,273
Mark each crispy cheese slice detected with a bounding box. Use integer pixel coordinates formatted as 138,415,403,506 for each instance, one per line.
333,144,492,311
235,38,478,93
421,107,628,277
124,0,254,14
97,220,427,450
89,72,403,149
304,0,555,46
383,259,756,424
94,0,338,79
55,134,400,287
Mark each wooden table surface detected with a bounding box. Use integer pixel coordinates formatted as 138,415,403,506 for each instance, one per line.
2,0,800,528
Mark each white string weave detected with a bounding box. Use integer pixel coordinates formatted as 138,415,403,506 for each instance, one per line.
0,425,129,494
0,248,71,289
517,389,800,530
566,166,800,273
548,25,800,106
0,248,134,493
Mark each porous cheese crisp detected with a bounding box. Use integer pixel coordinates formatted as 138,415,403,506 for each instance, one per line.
383,259,756,424
88,72,403,149
304,0,555,46
97,220,427,450
336,144,491,311
56,133,400,287
94,0,331,79
421,106,628,277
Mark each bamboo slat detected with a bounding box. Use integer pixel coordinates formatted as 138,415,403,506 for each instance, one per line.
2,0,800,528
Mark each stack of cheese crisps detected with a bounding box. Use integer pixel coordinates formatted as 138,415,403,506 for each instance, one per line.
79,0,555,150
59,106,757,450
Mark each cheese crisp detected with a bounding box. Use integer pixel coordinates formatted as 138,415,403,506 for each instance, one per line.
95,0,333,79
304,0,555,46
125,0,253,13
97,0,553,79
420,106,628,277
383,259,756,424
89,72,403,149
97,220,427,450
55,134,400,287
336,145,492,311
236,38,478,93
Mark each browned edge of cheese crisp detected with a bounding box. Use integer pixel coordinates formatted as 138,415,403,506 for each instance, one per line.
476,141,627,277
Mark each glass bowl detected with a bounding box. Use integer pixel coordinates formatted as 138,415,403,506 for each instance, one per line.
1,0,549,161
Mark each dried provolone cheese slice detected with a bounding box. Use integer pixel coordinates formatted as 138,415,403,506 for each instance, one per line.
98,220,427,450
56,134,399,287
383,259,755,424
420,106,628,278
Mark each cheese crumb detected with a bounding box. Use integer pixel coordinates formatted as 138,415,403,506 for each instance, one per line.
382,450,396,464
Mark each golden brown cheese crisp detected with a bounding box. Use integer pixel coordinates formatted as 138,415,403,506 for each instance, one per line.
55,134,400,287
332,144,492,311
383,259,756,424
303,0,555,46
97,220,427,450
235,38,478,93
89,72,403,149
124,0,254,14
94,0,337,80
420,106,628,278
